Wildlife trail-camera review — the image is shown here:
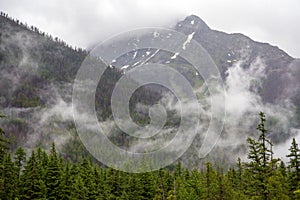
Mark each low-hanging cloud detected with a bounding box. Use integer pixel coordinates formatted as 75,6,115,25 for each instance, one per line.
1,0,299,57
98,55,299,169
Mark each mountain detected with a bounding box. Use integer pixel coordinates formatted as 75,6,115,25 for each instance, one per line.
0,12,164,161
177,15,300,105
107,14,300,165
0,12,299,166
112,14,299,105
0,13,123,155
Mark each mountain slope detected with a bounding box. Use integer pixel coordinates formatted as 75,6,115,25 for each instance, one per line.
102,14,300,165
0,13,123,154
0,12,300,166
176,15,299,105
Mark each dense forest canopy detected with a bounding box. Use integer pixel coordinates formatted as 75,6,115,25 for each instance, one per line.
1,112,300,199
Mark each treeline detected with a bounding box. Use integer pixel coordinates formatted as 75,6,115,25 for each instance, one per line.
1,113,300,199
0,11,86,54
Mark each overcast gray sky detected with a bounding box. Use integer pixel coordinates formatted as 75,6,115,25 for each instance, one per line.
1,0,299,57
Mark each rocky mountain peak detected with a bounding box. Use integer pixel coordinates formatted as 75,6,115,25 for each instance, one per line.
176,14,210,34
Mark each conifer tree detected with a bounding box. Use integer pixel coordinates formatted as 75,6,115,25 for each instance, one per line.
286,138,300,195
245,112,275,200
20,151,47,200
178,169,204,200
45,143,62,199
0,154,18,199
105,167,123,199
0,114,9,162
68,164,88,199
58,160,73,200
14,146,26,176
93,166,106,199
139,171,156,199
71,174,88,199
79,158,98,199
204,162,218,199
266,171,290,200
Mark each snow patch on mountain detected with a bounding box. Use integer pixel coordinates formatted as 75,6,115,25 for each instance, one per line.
182,32,195,50
171,52,179,59
132,51,137,59
153,31,159,38
121,65,129,70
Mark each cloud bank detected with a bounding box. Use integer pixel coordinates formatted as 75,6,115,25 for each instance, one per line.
1,0,299,57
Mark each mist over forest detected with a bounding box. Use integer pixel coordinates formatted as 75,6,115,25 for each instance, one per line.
1,2,300,199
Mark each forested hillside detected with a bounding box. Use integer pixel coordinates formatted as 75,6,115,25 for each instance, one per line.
1,9,300,194
0,12,166,163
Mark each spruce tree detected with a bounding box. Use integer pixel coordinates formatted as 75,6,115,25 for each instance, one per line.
70,175,88,199
138,171,156,199
178,169,204,200
20,151,47,199
79,158,98,199
104,168,122,199
286,138,300,194
0,114,9,163
0,154,18,199
14,146,26,176
245,112,275,200
266,171,290,200
93,166,105,199
45,143,62,200
69,164,88,199
204,162,218,199
58,160,73,200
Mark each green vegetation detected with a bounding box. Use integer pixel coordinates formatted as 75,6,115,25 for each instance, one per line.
1,11,300,199
1,112,300,199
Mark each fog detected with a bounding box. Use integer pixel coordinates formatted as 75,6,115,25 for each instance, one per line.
1,0,300,57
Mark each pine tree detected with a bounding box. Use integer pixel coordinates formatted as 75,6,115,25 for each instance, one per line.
245,112,275,200
14,146,26,176
155,168,171,200
69,164,88,199
138,171,156,199
287,138,300,182
36,147,49,178
0,114,15,199
71,174,88,199
20,151,47,199
0,154,18,199
236,157,245,196
58,160,73,200
0,114,9,163
45,143,62,200
278,161,287,177
266,171,290,200
104,168,122,199
286,138,300,194
178,169,204,200
204,162,218,199
93,166,106,199
79,158,98,199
